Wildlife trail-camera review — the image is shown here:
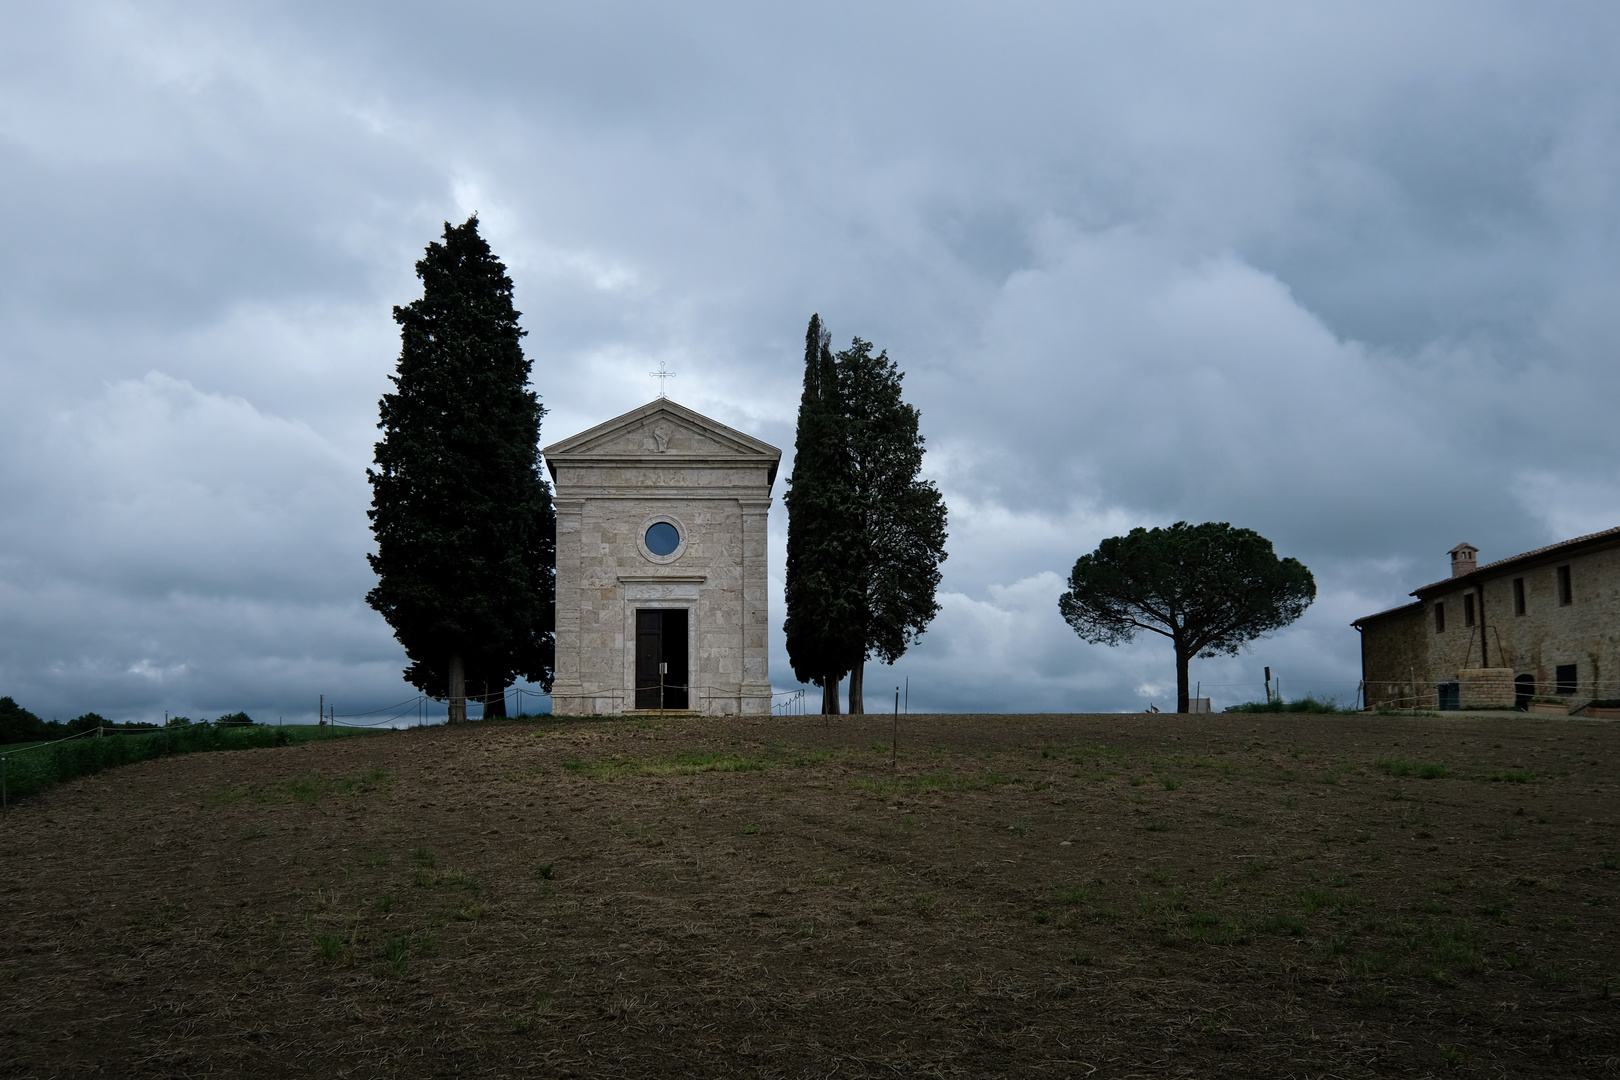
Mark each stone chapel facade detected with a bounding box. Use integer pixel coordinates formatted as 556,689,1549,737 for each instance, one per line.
543,399,781,716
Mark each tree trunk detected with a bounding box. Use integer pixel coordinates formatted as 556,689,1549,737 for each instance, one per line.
448,652,466,724
821,675,841,715
1174,642,1191,714
483,681,507,719
848,656,865,714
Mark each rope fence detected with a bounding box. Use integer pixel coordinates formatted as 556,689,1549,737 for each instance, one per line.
316,680,815,727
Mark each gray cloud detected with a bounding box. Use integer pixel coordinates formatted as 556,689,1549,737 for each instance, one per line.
2,1,1617,721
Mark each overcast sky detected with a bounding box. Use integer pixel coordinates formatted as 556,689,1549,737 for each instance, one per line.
3,2,1618,723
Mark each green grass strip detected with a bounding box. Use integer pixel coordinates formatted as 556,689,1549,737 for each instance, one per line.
0,725,376,803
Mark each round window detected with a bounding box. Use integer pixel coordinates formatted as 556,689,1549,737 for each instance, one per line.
644,521,680,557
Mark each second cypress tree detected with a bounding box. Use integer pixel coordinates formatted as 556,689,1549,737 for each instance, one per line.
783,315,860,712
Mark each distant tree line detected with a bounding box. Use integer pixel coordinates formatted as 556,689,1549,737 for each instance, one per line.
784,314,949,715
0,698,254,745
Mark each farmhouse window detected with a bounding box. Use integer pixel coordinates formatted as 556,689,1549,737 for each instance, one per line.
1557,565,1572,605
1555,663,1577,696
1513,577,1526,615
1463,593,1475,627
1434,602,1445,633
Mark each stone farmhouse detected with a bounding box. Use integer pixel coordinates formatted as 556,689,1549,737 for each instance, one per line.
543,398,781,716
1352,527,1620,711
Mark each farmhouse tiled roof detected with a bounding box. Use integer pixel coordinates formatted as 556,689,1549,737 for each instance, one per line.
1350,600,1423,628
1351,524,1620,628
1408,524,1620,596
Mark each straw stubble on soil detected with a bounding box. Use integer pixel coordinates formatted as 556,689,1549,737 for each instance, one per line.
1,712,1617,1078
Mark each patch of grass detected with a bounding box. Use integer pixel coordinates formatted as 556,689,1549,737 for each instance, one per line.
1299,887,1332,915
364,848,390,867
536,861,555,880
313,933,348,965
334,766,393,795
413,848,436,869
1224,696,1354,714
380,935,409,977
1065,950,1094,965
743,824,761,835
1161,777,1181,791
1259,913,1308,936
376,894,395,913
1534,964,1568,988
442,871,480,894
1375,759,1449,779
1489,769,1532,783
1143,818,1170,832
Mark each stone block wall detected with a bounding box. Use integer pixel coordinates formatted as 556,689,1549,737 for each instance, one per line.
1457,668,1515,709
545,400,780,717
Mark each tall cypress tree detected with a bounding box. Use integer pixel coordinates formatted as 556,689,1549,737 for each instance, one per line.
783,314,859,713
837,338,948,713
366,216,556,722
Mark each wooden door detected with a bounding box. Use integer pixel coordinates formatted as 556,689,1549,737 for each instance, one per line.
634,609,690,709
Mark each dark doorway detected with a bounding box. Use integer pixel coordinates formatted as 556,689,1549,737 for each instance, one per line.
1514,674,1534,710
635,609,689,709
1437,681,1460,711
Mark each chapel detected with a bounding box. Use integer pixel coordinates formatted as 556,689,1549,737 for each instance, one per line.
543,398,781,715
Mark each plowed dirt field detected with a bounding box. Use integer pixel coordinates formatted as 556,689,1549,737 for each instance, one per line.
2,712,1616,1078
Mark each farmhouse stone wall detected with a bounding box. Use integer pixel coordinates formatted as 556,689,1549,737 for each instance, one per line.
1457,668,1515,710
1356,532,1620,710
1359,603,1429,709
544,400,781,716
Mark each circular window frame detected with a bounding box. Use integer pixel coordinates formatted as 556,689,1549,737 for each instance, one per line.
637,513,689,564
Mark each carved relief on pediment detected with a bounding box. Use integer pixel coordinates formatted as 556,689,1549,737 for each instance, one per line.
648,420,675,453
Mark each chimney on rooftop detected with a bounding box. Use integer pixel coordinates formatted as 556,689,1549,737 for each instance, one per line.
1449,542,1478,578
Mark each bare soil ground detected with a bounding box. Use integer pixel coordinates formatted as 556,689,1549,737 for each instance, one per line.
2,713,1617,1079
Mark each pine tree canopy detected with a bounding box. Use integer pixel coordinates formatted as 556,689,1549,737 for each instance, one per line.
366,216,556,703
1057,521,1314,712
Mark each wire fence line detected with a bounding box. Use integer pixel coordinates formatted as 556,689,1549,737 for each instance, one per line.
0,726,103,759
319,680,814,726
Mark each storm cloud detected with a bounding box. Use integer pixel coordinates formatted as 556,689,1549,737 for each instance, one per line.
2,2,1617,721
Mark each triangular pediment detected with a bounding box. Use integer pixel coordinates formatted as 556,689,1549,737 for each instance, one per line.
544,398,781,481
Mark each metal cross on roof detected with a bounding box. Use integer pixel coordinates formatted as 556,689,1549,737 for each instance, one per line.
649,360,676,397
